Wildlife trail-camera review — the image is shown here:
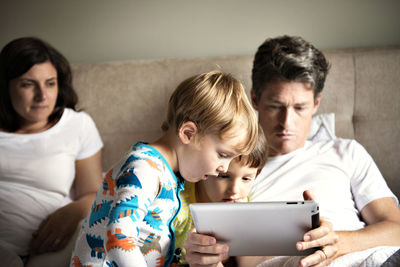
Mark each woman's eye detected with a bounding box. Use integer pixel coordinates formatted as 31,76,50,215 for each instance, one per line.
21,83,33,88
46,80,57,87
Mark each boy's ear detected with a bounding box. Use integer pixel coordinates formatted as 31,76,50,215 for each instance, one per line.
178,121,198,144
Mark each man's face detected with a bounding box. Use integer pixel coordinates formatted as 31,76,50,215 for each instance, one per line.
252,80,321,156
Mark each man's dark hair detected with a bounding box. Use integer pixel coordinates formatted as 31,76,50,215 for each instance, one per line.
0,37,78,132
252,35,330,101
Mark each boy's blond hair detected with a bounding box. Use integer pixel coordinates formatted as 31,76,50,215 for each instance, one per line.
235,125,268,174
162,70,258,155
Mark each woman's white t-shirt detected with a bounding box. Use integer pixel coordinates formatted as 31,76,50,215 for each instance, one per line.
0,108,103,255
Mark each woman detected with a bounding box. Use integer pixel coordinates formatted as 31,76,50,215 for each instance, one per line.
0,37,103,267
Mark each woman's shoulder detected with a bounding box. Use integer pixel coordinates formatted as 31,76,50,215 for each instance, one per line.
57,108,97,130
62,108,93,121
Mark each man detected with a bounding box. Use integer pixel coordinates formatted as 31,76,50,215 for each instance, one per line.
184,36,400,267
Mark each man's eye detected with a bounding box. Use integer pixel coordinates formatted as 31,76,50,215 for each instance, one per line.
295,106,305,111
268,105,280,109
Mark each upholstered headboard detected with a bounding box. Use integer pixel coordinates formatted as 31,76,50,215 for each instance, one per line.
72,46,400,197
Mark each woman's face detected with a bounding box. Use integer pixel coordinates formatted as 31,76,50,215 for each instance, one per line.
9,61,58,132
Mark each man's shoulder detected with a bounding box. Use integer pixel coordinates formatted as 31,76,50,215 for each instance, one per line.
308,138,368,158
310,137,360,149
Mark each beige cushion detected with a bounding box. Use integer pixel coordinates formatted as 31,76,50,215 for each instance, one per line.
71,46,400,197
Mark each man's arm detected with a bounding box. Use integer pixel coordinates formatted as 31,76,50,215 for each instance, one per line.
335,197,400,258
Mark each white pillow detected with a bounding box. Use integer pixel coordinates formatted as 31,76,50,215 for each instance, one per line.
308,113,335,141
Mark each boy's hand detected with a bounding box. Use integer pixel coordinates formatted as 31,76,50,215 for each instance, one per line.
184,228,229,267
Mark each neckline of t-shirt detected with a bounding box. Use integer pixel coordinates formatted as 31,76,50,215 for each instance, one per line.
0,108,69,138
267,141,312,163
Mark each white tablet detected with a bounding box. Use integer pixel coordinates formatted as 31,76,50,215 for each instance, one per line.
189,201,319,256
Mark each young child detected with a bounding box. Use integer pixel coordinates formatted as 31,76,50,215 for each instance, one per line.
70,70,259,267
173,126,268,265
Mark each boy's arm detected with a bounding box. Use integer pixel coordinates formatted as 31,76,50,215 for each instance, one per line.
184,228,229,267
103,163,161,266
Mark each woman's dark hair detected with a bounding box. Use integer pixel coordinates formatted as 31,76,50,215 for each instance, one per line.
252,35,330,101
0,37,78,132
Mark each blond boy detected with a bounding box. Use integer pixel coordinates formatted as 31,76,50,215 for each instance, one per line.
70,71,258,267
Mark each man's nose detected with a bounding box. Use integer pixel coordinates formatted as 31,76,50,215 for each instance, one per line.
279,108,294,128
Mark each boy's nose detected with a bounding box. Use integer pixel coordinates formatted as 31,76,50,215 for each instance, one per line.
217,161,230,174
228,183,240,195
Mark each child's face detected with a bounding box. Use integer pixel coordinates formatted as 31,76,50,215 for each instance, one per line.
179,132,243,183
196,160,258,203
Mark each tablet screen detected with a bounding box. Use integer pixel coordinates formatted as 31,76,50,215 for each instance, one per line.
190,201,319,256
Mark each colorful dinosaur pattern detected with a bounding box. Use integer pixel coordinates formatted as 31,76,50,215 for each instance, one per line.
146,158,161,172
106,228,136,252
103,169,116,196
116,169,142,189
108,195,140,225
120,154,141,172
89,200,113,227
71,256,93,267
157,181,175,202
86,234,105,259
144,207,164,231
71,142,184,267
106,261,119,267
139,233,162,255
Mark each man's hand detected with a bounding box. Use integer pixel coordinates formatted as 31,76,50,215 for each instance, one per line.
184,228,229,267
297,190,339,267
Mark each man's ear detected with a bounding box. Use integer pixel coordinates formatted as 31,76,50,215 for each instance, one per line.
251,89,259,111
312,93,322,115
178,121,198,144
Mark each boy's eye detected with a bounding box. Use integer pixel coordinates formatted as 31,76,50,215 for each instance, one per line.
218,152,230,159
217,173,230,179
242,177,253,182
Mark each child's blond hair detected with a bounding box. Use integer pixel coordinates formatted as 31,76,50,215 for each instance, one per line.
162,70,258,155
234,125,268,174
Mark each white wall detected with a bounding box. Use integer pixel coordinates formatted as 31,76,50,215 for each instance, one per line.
1,0,399,64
